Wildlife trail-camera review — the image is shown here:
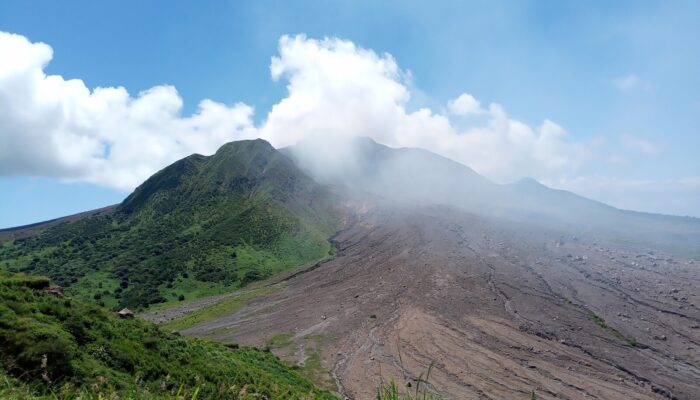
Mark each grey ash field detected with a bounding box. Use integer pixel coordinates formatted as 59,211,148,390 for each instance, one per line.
3,138,700,400
145,203,700,400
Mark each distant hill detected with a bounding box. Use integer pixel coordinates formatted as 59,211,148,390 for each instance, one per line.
1,140,341,309
0,206,116,241
285,136,700,255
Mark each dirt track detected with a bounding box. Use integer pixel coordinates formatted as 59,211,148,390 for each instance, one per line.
164,205,700,399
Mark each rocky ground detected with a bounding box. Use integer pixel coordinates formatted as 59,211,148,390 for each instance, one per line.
149,204,700,399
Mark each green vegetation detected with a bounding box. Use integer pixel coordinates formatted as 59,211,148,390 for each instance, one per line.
587,310,637,346
299,334,336,390
162,285,281,331
266,331,295,349
0,371,203,400
0,271,336,399
1,140,340,310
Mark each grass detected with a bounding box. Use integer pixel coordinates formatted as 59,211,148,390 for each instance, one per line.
587,310,638,346
0,371,203,400
375,338,441,400
376,361,438,400
299,334,336,389
0,271,336,399
267,331,295,349
66,271,119,309
376,379,439,400
161,285,281,331
148,275,241,312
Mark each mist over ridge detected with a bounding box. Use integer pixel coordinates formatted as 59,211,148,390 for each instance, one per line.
282,134,700,256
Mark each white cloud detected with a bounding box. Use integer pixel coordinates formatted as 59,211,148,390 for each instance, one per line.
447,93,483,115
0,32,625,191
259,35,588,182
0,31,257,190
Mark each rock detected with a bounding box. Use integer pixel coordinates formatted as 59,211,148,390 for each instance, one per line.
43,285,64,297
117,308,134,318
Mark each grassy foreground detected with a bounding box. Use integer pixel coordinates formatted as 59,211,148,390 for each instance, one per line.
0,271,336,399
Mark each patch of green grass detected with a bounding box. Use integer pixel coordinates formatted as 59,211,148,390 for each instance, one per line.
587,310,637,346
66,271,119,309
376,378,441,400
0,370,206,399
376,361,441,400
148,275,240,312
267,331,295,349
162,285,281,331
302,349,325,385
299,334,336,390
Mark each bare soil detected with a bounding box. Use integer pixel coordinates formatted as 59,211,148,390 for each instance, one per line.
155,204,700,399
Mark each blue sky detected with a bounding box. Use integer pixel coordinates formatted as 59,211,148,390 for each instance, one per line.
1,1,699,227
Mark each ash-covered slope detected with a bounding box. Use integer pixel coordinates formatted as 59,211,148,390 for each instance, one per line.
181,204,700,400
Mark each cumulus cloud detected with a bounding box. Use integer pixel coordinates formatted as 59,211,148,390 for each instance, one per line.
0,31,257,190
259,35,588,182
447,93,483,116
0,31,593,189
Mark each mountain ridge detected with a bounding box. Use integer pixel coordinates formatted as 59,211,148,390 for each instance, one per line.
1,139,341,309
285,136,700,255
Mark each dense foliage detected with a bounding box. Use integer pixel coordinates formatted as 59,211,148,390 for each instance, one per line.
0,271,336,399
1,140,340,309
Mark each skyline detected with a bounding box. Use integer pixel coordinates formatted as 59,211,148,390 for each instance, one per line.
1,1,699,227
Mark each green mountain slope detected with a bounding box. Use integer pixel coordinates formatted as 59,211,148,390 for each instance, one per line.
0,271,336,399
1,140,340,309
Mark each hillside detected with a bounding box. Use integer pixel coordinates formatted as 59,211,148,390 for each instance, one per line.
3,137,699,399
0,270,336,399
0,140,341,309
